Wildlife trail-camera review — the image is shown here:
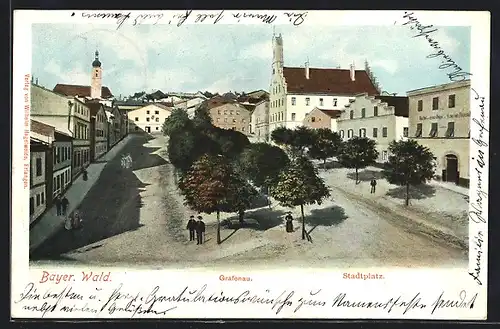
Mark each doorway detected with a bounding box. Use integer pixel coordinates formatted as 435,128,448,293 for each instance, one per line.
445,154,459,184
145,126,151,133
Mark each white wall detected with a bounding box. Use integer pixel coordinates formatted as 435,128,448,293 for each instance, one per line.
52,166,71,197
129,104,172,133
395,116,409,141
30,184,46,224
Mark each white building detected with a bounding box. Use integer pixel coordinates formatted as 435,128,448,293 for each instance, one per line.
250,99,270,141
268,33,380,134
129,103,173,134
337,94,409,163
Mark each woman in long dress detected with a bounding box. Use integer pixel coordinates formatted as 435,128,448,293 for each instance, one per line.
65,212,73,230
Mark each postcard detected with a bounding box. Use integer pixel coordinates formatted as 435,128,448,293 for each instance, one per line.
11,10,490,319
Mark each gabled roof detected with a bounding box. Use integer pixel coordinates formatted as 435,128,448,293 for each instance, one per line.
374,96,409,117
53,84,114,99
283,67,379,95
31,119,55,138
139,103,173,111
85,102,105,117
319,109,343,118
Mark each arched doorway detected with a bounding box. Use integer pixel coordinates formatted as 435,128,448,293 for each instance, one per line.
445,154,459,184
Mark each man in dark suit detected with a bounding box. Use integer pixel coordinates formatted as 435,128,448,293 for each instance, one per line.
196,216,206,245
186,215,197,241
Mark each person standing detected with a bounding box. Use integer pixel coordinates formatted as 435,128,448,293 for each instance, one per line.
186,215,197,241
61,196,69,215
285,212,294,233
196,216,206,245
54,195,62,216
370,179,377,194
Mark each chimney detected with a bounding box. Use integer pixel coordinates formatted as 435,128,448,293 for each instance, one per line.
36,78,39,85
350,63,355,81
305,61,310,79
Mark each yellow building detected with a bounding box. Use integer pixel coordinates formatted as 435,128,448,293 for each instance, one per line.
407,80,470,187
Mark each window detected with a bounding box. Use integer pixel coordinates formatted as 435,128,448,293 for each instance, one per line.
242,119,246,123
242,126,245,132
305,97,310,106
382,151,388,161
30,197,34,216
432,97,439,110
224,110,228,115
349,110,354,119
333,98,338,107
291,113,296,121
156,127,159,130
224,118,228,123
382,127,388,137
56,148,60,163
233,119,236,123
155,118,159,122
361,108,366,118
374,106,378,116
415,123,422,137
155,110,159,115
445,122,455,137
230,110,234,115
403,127,409,137
448,94,456,108
340,130,344,139
146,117,150,122
146,110,150,114
217,110,221,115
291,97,296,105
236,111,240,115
36,194,40,206
135,126,139,131
359,128,366,137
417,100,423,112
57,175,61,190
319,98,324,106
53,151,56,165
311,117,316,122
373,127,378,137
41,192,45,204
429,122,438,137
53,178,56,192
35,158,42,176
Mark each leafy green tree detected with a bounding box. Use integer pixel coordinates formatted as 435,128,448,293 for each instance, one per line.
192,103,213,132
271,127,294,146
210,127,250,159
238,143,290,193
308,129,342,168
162,108,191,137
290,126,316,154
271,156,330,240
383,139,436,206
167,130,216,173
178,154,258,243
338,136,379,184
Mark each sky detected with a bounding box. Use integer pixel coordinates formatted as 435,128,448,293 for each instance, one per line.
31,23,471,97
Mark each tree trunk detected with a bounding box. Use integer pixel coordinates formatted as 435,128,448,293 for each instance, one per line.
267,185,272,209
323,158,327,169
238,209,245,223
301,204,306,240
355,167,359,184
217,210,221,244
405,183,410,206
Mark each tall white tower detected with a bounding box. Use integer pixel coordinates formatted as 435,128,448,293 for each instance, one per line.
90,50,102,99
272,33,284,75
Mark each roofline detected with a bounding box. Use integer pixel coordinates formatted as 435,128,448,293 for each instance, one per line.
406,80,471,95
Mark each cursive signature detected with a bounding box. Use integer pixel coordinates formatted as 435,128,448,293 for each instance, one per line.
401,11,472,82
468,231,484,285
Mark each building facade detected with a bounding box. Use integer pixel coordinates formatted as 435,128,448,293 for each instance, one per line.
268,33,379,134
303,108,341,131
29,120,55,225
209,103,252,133
251,100,270,141
70,99,91,179
407,80,471,186
52,131,73,198
128,103,172,133
87,102,109,161
337,94,409,163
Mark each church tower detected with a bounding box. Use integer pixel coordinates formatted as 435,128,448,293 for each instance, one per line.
272,33,284,75
90,50,102,99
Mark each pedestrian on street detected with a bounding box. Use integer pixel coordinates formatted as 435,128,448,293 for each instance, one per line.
54,195,62,216
196,216,206,245
72,210,83,230
186,215,197,241
285,212,294,233
61,196,69,215
370,178,377,194
65,212,73,231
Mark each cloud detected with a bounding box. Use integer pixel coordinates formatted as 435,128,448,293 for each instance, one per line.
371,59,399,75
44,60,89,86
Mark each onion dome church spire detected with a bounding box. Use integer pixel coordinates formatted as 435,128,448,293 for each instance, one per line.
92,50,102,68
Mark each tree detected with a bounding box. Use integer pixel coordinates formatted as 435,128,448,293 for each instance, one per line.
219,173,259,223
238,143,290,202
382,140,436,206
210,127,250,159
290,126,316,155
338,136,379,184
271,156,330,240
167,130,217,173
192,103,213,132
162,108,191,137
308,129,342,168
271,127,294,146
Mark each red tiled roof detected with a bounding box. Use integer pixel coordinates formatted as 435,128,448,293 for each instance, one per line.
31,119,55,137
204,96,235,109
319,109,343,118
283,67,379,95
53,84,114,98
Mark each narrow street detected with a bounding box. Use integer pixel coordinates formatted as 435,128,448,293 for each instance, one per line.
30,134,467,269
